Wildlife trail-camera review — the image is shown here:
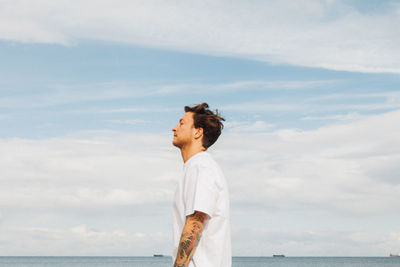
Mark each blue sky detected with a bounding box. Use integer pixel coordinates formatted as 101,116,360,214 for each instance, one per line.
2,41,399,138
1,0,400,257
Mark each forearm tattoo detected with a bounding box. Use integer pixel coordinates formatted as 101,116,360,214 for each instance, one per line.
174,211,207,267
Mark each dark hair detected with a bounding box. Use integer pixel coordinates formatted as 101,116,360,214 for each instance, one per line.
184,103,225,149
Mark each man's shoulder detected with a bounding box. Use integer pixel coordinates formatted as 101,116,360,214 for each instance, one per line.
184,152,227,192
185,153,225,183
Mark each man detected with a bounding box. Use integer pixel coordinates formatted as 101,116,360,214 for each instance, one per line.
171,103,232,267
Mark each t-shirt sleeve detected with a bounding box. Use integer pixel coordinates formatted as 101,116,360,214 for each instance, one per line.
183,164,218,218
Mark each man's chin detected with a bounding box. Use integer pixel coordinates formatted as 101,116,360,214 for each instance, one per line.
172,140,182,148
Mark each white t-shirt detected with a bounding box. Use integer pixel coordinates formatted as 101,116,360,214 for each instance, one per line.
172,151,232,267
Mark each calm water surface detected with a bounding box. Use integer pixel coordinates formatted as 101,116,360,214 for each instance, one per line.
0,256,399,267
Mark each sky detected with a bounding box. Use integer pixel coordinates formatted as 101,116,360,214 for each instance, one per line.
0,0,400,257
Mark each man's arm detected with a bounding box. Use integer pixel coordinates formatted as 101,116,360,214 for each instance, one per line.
173,210,208,267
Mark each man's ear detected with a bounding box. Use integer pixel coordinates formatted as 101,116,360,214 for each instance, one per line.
194,127,203,140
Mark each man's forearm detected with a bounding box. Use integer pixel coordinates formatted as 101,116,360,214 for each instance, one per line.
174,212,207,267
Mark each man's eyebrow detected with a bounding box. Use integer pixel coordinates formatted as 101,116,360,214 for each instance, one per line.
180,119,184,122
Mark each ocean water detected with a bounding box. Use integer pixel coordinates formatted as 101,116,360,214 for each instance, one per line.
0,256,399,267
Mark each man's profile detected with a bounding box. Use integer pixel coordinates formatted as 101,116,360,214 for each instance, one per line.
171,103,231,267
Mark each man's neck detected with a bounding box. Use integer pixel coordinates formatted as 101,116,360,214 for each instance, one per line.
181,145,206,163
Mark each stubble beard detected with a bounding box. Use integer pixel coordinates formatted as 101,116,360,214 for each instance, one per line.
172,137,183,149
172,136,190,150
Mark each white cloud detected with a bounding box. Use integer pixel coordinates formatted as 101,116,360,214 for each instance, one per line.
216,109,400,217
0,80,333,109
223,91,400,113
0,225,170,256
301,112,363,121
0,0,399,73
0,132,180,213
0,81,160,109
1,110,400,255
222,102,299,112
225,120,274,132
79,107,178,114
232,227,400,256
306,91,400,102
190,80,338,93
105,119,147,125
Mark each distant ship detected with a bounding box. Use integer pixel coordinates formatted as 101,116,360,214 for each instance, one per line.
390,254,399,257
273,254,285,257
153,254,164,257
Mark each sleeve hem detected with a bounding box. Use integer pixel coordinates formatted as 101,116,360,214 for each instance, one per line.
184,207,213,218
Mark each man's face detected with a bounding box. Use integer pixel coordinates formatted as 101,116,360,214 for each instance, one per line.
172,112,195,148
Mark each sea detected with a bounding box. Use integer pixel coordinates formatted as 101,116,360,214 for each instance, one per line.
0,256,399,267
